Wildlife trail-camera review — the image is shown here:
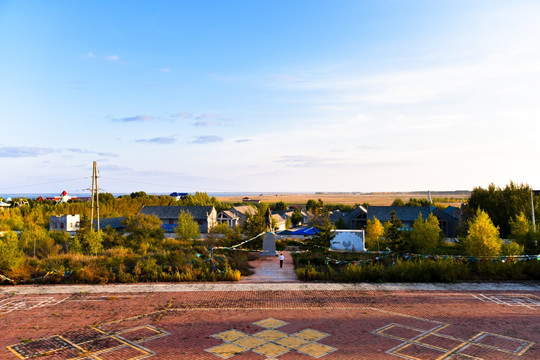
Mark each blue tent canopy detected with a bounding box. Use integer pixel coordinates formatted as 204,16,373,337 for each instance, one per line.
291,227,320,235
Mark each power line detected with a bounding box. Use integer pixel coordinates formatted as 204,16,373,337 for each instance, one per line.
101,176,236,192
0,177,89,191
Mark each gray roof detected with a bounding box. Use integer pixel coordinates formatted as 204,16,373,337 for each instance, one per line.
230,205,257,217
93,217,126,230
365,206,460,225
217,210,238,219
342,205,367,222
140,206,215,220
272,213,286,223
329,210,345,222
367,206,433,222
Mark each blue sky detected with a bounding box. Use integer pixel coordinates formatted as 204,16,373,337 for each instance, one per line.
1,0,539,194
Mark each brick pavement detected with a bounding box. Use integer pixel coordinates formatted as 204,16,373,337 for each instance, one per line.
241,251,299,283
1,285,540,359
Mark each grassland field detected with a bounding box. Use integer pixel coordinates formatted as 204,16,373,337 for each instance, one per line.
214,192,468,207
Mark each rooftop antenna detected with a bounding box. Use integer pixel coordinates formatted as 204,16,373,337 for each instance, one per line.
90,161,100,231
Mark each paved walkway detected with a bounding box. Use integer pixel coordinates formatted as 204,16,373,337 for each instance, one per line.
1,284,540,359
241,251,300,283
1,282,539,295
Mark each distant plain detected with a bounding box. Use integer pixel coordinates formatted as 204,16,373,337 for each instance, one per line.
214,192,469,207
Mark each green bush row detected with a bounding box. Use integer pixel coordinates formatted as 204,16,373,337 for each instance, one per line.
1,247,244,285
294,255,540,282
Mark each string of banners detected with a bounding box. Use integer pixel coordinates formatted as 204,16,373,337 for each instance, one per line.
212,232,266,252
325,253,540,266
201,233,267,272
203,248,226,274
0,270,72,284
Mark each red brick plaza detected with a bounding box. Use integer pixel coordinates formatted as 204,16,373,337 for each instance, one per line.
1,283,539,360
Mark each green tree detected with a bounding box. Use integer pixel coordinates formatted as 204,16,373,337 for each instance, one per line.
404,198,432,207
466,182,534,237
272,201,288,212
19,226,59,258
50,230,72,253
462,209,502,256
101,225,125,248
366,217,384,251
384,211,406,252
391,198,405,207
509,213,538,254
306,199,318,213
243,207,267,238
501,241,524,256
175,210,201,241
0,231,24,271
83,230,103,255
307,199,336,249
181,192,221,208
291,209,303,227
130,191,148,199
124,214,164,252
509,212,531,242
410,213,441,254
334,217,347,229
98,192,115,203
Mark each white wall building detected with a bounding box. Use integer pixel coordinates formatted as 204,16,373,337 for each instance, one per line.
50,214,80,234
330,230,366,252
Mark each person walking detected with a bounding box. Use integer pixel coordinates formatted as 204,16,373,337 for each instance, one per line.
279,253,284,268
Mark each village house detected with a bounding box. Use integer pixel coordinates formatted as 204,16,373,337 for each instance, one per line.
242,197,261,204
49,214,80,235
217,205,289,231
341,206,459,238
139,205,217,233
271,213,287,231
216,205,257,228
93,217,126,232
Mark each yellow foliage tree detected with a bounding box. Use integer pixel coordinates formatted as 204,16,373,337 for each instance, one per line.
463,209,502,256
410,213,441,254
366,217,384,251
509,212,531,243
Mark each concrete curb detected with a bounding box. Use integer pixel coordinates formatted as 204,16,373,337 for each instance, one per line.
1,282,539,295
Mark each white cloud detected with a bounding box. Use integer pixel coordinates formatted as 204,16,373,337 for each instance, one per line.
0,146,54,157
104,55,119,61
135,136,176,144
85,52,122,63
191,135,223,144
114,115,155,122
171,112,193,119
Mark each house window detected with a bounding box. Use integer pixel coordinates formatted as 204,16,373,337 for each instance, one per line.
169,220,174,225
60,223,64,229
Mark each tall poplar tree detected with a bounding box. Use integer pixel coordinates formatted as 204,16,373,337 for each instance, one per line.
175,210,200,241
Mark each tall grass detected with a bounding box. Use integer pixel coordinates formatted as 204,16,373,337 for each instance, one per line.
2,247,249,284
293,253,540,282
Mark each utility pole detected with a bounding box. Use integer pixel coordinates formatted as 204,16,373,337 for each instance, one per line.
531,189,536,233
90,161,100,232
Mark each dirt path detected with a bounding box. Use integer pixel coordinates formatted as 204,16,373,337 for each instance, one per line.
241,251,300,283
